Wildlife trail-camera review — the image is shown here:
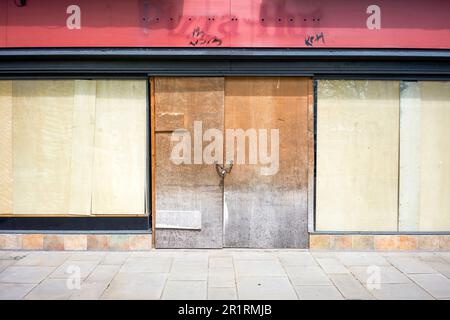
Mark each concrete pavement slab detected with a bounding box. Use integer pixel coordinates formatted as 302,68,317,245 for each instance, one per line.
237,277,297,300
0,266,55,284
101,272,167,300
295,285,344,300
409,274,450,299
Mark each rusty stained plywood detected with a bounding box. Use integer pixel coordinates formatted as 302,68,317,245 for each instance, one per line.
0,81,13,214
155,112,185,132
155,77,224,248
316,80,400,232
223,77,310,248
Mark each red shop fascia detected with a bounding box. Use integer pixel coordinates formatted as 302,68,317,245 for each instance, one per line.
1,0,450,49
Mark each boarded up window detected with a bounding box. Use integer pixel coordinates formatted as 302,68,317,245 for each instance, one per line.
399,81,450,231
0,80,147,216
0,81,12,214
316,80,400,231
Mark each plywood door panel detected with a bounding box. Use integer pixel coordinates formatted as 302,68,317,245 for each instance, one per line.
418,81,450,231
155,77,224,248
68,80,97,215
223,77,310,248
316,80,400,231
0,81,13,214
91,80,147,215
12,80,75,215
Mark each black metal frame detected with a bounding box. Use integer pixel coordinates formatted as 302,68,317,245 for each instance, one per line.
0,217,150,232
0,47,449,232
312,80,318,233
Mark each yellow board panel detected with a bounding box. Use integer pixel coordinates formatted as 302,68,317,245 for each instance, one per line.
68,80,97,215
418,81,450,231
0,81,13,214
399,82,422,230
91,80,147,215
316,80,400,231
12,80,74,215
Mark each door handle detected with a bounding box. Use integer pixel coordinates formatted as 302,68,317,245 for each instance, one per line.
215,161,233,178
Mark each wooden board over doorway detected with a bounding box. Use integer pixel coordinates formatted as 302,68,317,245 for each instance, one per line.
223,77,311,248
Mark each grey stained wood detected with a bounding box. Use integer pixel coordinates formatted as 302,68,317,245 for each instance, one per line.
155,77,224,248
223,77,310,248
156,210,202,230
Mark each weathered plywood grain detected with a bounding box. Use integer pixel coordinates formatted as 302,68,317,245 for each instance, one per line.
223,77,310,248
12,80,74,215
316,80,400,232
155,77,224,248
417,81,450,231
155,112,185,132
68,80,97,215
0,81,13,214
91,80,147,215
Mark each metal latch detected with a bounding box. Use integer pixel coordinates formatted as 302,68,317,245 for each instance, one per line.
215,161,233,178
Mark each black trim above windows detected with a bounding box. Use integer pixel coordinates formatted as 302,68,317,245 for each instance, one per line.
1,48,450,78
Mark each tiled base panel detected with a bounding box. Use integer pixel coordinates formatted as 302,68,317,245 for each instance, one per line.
310,234,450,251
0,233,152,251
1,233,450,251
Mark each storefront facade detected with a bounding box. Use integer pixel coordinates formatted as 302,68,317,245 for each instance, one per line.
0,0,449,250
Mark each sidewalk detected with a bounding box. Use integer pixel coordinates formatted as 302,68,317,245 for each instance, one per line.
0,249,449,300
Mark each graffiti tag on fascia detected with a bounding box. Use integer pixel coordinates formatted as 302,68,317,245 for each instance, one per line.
305,32,325,47
189,27,223,47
